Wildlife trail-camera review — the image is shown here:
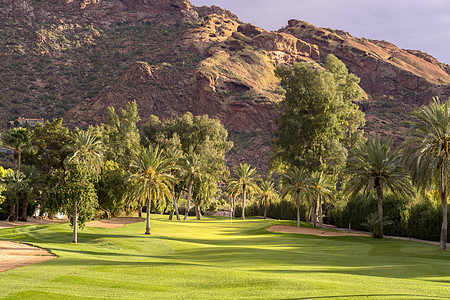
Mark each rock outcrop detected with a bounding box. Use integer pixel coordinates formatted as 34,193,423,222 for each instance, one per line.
2,0,450,169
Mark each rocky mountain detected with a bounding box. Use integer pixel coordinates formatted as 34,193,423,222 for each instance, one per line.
1,0,449,170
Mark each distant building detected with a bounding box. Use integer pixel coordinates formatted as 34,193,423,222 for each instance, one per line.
0,147,14,154
11,117,44,127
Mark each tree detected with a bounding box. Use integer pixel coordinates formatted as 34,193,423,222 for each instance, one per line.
257,180,279,219
310,172,335,227
345,135,413,238
180,152,203,220
103,101,141,171
1,170,26,221
2,127,32,171
226,179,240,218
97,160,127,218
64,129,104,243
403,98,450,250
228,164,259,220
166,147,183,220
271,55,365,174
18,165,41,222
128,146,173,234
281,167,313,227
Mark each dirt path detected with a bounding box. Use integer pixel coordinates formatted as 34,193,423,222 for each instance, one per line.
268,225,370,237
85,217,144,228
0,217,68,230
0,241,56,273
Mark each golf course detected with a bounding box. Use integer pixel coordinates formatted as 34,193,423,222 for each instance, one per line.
0,215,449,299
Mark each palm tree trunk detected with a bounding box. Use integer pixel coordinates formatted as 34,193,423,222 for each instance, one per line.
73,201,78,243
173,182,180,220
232,196,235,217
264,204,267,219
319,194,323,226
313,197,317,228
20,192,29,221
296,191,300,227
145,197,151,235
242,184,246,220
13,150,19,171
169,208,174,220
138,204,142,218
184,180,193,220
376,183,384,237
8,200,16,222
17,149,21,172
440,185,447,250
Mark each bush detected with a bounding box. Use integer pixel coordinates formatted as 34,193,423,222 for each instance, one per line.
332,193,409,236
234,199,307,221
407,200,449,242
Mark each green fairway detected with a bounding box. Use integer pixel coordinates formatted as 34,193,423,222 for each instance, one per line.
0,215,449,299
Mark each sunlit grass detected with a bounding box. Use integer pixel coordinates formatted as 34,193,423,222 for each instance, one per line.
0,215,449,299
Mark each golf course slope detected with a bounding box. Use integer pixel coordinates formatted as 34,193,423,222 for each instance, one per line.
0,215,448,299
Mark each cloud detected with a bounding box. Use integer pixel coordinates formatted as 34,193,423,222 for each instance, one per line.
190,0,450,63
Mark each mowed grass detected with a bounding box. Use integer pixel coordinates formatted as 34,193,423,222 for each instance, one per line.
0,215,449,299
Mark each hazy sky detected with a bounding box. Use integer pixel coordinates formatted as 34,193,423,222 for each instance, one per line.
190,0,450,64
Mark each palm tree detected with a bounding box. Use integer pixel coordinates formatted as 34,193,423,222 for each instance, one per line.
166,148,183,220
257,180,279,219
228,164,259,220
18,165,40,222
1,170,26,221
281,167,313,227
310,172,335,227
345,135,413,238
65,129,104,243
226,180,240,218
180,152,202,220
403,98,450,250
129,146,173,234
1,127,32,172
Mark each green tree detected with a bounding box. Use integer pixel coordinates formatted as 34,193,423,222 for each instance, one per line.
180,152,203,220
228,164,259,220
310,172,335,227
281,167,313,227
2,127,32,171
18,165,41,222
403,98,450,250
345,135,413,238
271,55,365,174
166,147,183,220
97,160,127,218
1,170,26,221
64,129,104,243
103,101,141,171
257,180,279,219
128,146,173,234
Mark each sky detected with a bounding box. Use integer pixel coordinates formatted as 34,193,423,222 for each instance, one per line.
190,0,450,64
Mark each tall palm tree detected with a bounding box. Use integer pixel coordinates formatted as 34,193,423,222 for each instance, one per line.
2,127,32,171
257,180,279,219
228,164,259,220
129,146,173,234
403,97,450,250
310,172,335,227
65,129,104,243
281,166,313,227
180,152,202,220
166,148,183,220
345,135,413,238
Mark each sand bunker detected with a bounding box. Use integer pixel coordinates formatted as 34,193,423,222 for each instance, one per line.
0,241,56,272
268,225,369,237
85,217,144,228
